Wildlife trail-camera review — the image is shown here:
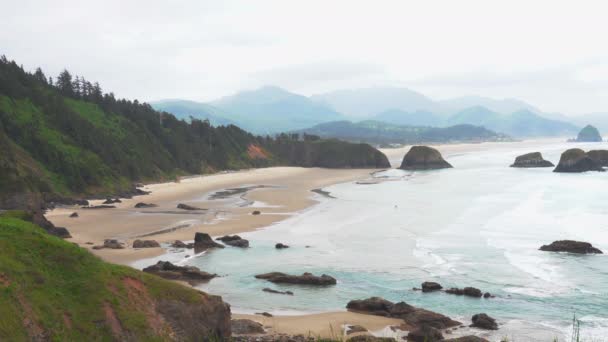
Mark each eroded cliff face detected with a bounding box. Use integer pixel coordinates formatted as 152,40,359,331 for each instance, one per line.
399,146,452,170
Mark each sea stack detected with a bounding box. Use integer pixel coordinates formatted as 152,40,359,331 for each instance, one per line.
553,148,604,173
510,152,554,168
399,146,452,170
540,240,603,254
575,125,602,142
587,150,608,167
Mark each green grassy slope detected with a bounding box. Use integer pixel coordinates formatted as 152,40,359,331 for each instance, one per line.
0,214,230,340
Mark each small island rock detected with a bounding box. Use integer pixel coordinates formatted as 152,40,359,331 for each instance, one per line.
510,152,554,168
553,148,604,173
587,150,608,167
194,232,225,252
275,243,289,249
470,313,498,330
255,272,337,285
216,235,249,248
399,146,452,170
540,240,603,254
421,281,442,293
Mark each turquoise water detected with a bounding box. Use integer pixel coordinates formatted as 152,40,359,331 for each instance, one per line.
144,141,608,340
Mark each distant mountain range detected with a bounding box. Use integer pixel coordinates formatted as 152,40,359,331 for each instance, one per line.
295,120,510,145
152,86,582,137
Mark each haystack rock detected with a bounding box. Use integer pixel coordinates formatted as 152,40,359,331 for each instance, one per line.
399,146,452,170
510,152,554,168
540,240,603,254
553,148,604,173
575,125,602,142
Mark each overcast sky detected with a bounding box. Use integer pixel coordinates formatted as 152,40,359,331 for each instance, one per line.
2,0,608,115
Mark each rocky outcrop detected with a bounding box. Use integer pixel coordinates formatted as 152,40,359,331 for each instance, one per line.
263,288,294,295
252,210,261,215
445,287,482,298
275,243,289,249
540,240,603,254
399,146,452,170
346,297,460,329
93,239,125,249
194,232,224,252
510,152,554,168
171,240,193,248
421,281,442,293
177,203,204,211
81,205,116,209
255,272,337,286
587,150,608,166
134,202,158,208
407,325,443,342
102,198,122,204
69,212,78,218
143,261,217,284
575,125,602,142
217,235,250,248
132,239,160,248
553,148,604,173
231,319,265,335
470,313,498,330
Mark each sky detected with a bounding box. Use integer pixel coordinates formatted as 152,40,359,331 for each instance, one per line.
2,0,608,115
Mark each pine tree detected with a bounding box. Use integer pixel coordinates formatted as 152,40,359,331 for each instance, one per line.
56,69,74,96
34,67,47,84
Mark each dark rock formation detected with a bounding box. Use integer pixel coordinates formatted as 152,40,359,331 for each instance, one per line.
103,239,124,249
69,212,78,218
553,148,604,173
576,125,602,142
102,198,122,204
263,288,294,295
231,319,265,335
217,235,250,248
346,297,460,329
252,210,261,215
143,261,217,284
171,240,193,248
483,292,493,298
255,272,337,286
177,203,204,210
134,202,158,208
510,152,554,168
256,312,273,317
275,243,289,249
445,287,482,298
443,336,490,342
587,150,608,166
471,313,498,330
540,240,603,254
81,205,116,209
194,232,224,252
399,146,452,170
407,325,443,342
421,281,442,293
132,239,160,248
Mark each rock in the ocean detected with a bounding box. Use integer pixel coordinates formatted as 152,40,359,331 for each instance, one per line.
407,325,443,342
255,272,337,285
177,203,204,211
262,287,294,295
275,243,289,249
540,240,603,254
471,313,498,330
421,281,442,293
399,146,452,170
553,148,604,173
576,124,602,142
171,240,189,248
194,232,224,252
445,287,482,298
510,152,554,168
346,297,460,329
134,202,158,208
143,261,216,284
69,212,79,218
216,235,250,248
587,150,608,166
132,239,160,248
231,319,265,335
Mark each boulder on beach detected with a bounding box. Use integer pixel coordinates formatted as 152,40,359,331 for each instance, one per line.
171,240,193,248
471,313,498,330
262,287,294,295
275,243,289,249
69,212,78,218
421,281,442,293
102,198,122,204
231,319,265,335
255,272,337,286
102,239,124,249
445,287,482,298
407,325,443,342
587,150,608,167
540,240,603,254
216,235,250,248
132,239,160,248
252,210,261,215
399,146,452,170
575,124,602,142
142,260,217,285
194,232,224,252
553,148,604,173
346,297,460,329
81,205,116,209
134,202,158,208
510,152,554,168
177,203,204,211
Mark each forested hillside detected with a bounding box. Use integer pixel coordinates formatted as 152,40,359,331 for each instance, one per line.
0,56,388,209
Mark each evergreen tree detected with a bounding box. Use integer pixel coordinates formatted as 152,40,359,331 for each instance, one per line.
56,69,74,96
